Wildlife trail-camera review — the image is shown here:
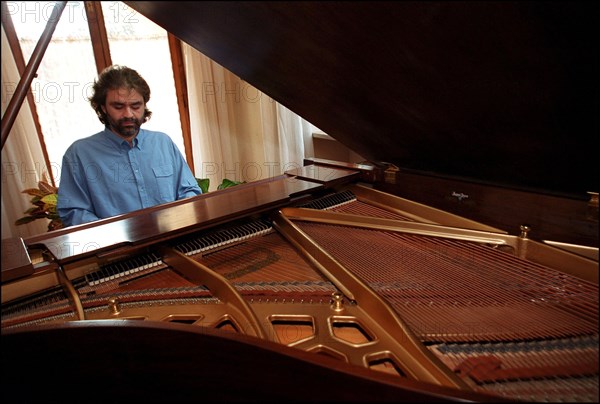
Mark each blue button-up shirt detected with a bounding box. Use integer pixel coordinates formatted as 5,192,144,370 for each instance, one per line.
57,128,201,227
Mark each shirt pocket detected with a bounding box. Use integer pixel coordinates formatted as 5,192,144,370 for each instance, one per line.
152,164,175,201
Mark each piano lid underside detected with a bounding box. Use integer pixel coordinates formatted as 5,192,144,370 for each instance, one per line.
124,1,598,197
2,188,598,402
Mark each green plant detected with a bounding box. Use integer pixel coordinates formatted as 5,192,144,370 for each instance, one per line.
15,175,63,232
217,178,245,190
196,178,210,194
196,178,245,193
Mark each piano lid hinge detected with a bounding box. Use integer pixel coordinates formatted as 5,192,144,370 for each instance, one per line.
519,224,531,239
383,164,400,184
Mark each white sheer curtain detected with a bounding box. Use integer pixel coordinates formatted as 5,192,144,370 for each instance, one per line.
1,26,49,239
182,43,314,191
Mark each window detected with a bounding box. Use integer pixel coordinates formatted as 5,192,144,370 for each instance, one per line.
9,1,98,183
101,1,185,155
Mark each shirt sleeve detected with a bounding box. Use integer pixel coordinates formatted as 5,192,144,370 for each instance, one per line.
56,150,101,227
175,150,203,199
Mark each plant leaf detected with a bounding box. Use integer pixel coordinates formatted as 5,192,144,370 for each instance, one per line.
24,206,39,214
15,216,37,226
31,195,43,205
22,188,45,197
38,180,58,195
196,178,210,194
218,178,245,190
41,194,58,206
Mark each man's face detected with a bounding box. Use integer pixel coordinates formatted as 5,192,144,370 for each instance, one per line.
102,88,145,139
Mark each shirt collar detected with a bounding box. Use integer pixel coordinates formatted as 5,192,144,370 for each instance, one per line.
102,127,145,150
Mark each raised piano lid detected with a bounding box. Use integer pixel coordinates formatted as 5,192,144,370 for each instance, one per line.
124,1,597,199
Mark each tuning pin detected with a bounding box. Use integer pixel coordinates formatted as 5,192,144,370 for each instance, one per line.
108,297,121,315
331,292,344,312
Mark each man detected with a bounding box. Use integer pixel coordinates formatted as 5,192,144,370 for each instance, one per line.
57,65,201,227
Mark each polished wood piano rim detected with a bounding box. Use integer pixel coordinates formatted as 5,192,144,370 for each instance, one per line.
1,319,509,403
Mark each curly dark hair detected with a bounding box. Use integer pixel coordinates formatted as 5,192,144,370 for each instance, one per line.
89,65,153,125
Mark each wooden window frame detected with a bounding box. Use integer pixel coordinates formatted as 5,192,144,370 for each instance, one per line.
1,0,54,185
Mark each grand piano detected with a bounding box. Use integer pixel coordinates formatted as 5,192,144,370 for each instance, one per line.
2,2,598,402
